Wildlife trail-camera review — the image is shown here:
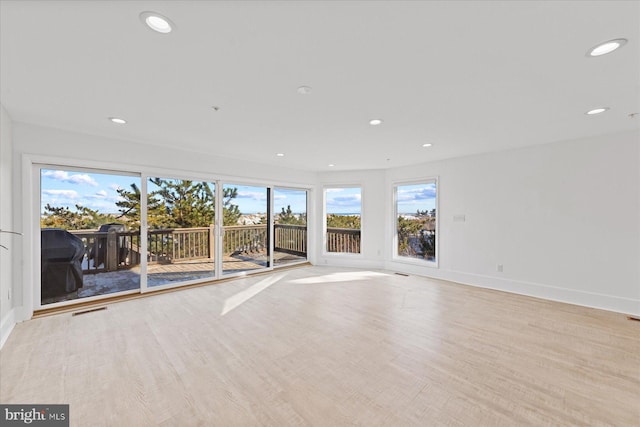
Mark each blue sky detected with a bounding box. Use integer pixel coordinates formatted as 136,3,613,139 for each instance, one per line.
273,188,307,214
40,169,137,214
40,169,307,215
323,185,436,215
325,187,362,214
41,169,433,216
396,183,436,213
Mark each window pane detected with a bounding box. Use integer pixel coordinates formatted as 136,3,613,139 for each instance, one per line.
147,178,215,287
222,184,270,274
396,182,437,262
325,187,361,254
40,168,141,305
274,188,307,266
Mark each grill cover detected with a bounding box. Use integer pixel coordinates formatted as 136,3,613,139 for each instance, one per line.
41,228,84,297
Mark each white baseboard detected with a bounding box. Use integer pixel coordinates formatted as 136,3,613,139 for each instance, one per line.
0,307,17,349
385,261,640,316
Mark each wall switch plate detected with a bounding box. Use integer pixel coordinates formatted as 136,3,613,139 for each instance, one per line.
453,214,466,222
497,264,504,272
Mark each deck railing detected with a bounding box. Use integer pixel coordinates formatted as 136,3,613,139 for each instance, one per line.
326,227,361,253
69,229,141,274
274,224,307,256
148,227,213,264
223,225,267,254
68,223,317,274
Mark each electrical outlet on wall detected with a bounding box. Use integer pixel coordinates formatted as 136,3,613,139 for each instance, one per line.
497,264,504,272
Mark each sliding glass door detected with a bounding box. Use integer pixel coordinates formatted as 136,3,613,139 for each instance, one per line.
38,164,309,308
39,167,141,305
222,184,271,275
273,188,307,266
146,177,216,287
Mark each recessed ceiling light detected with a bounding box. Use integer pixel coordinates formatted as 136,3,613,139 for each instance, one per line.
422,143,433,148
297,86,312,95
140,11,174,34
369,119,383,126
276,153,285,157
585,107,609,115
109,117,127,124
587,38,627,57
328,164,335,167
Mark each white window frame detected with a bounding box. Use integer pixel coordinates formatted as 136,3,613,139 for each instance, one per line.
322,185,364,257
392,177,439,268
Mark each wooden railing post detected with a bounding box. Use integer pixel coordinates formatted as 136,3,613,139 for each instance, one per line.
209,224,214,259
106,228,118,271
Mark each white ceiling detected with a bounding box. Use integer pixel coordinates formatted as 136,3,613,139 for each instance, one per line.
1,1,638,171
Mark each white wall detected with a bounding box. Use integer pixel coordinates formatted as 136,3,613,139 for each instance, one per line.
384,131,639,315
15,123,317,184
1,105,16,348
11,122,317,321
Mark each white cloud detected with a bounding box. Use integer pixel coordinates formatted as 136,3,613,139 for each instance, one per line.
237,191,267,201
42,170,98,187
397,185,436,202
85,190,110,200
328,194,361,204
109,183,123,191
42,189,79,198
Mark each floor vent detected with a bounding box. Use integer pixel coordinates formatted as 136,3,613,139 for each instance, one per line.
72,306,107,316
394,272,409,277
627,315,640,322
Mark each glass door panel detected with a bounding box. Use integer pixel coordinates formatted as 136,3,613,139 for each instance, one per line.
222,184,270,275
40,168,141,305
146,178,216,287
273,188,307,266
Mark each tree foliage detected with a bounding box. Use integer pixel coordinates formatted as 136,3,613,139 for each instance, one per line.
40,204,118,230
221,186,241,226
115,183,168,229
116,179,240,228
42,179,242,230
416,208,437,217
277,205,306,225
397,216,422,255
149,178,215,228
397,210,436,259
326,214,360,229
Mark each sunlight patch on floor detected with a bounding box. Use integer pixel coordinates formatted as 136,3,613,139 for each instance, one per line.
221,272,288,316
288,270,389,284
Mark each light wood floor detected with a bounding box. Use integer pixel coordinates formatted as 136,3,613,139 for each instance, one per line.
1,266,638,426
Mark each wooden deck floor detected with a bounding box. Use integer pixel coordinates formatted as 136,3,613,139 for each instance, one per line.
41,251,306,304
